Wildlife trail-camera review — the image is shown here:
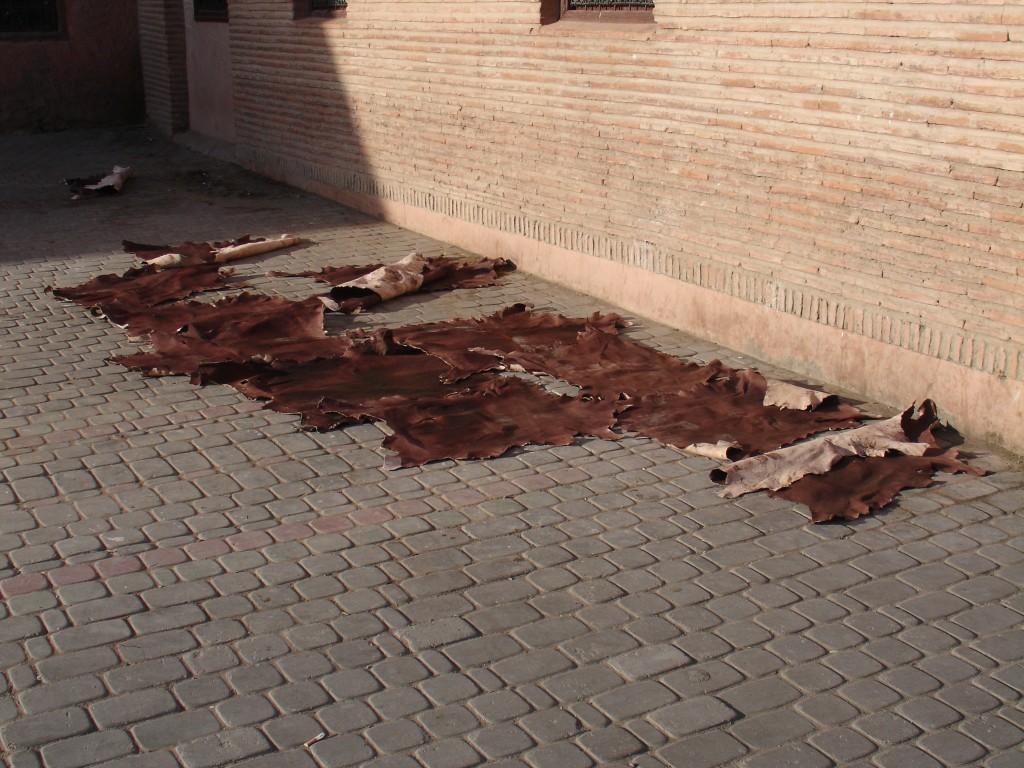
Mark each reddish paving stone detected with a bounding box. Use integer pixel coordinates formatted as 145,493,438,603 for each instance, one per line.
0,572,49,597
94,556,144,578
228,531,274,551
350,507,393,525
185,540,233,560
390,500,434,518
48,563,97,587
270,523,315,542
141,548,189,568
311,514,355,533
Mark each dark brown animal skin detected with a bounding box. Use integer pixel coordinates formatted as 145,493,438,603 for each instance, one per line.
52,258,980,512
270,256,515,314
768,401,986,522
378,375,622,469
48,263,236,322
124,235,256,264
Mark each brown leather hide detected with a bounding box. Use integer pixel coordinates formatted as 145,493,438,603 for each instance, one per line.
48,264,235,321
379,376,622,469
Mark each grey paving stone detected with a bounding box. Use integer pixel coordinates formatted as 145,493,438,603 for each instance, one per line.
656,730,748,768
317,699,380,735
176,728,272,768
38,729,135,768
522,741,594,768
364,718,428,752
261,713,323,750
607,644,690,680
18,676,106,714
104,658,189,694
718,678,801,715
88,688,179,728
132,710,222,750
468,723,536,759
592,680,678,721
730,709,815,750
807,726,878,762
647,696,740,738
852,711,922,745
738,742,833,768
416,738,484,768
417,704,479,738
896,697,966,729
541,666,625,703
872,744,946,768
917,730,988,766
1,706,94,750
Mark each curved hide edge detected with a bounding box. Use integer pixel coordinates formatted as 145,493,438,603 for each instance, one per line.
392,304,625,381
124,235,255,263
268,255,513,293
266,263,383,283
321,253,427,311
769,446,986,523
710,401,941,498
378,376,623,469
113,324,353,382
47,263,237,320
420,256,516,292
683,441,744,461
230,352,471,431
111,293,337,382
763,380,836,410
620,386,863,457
65,165,132,199
112,293,327,340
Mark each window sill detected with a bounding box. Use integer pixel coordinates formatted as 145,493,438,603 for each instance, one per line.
538,17,657,38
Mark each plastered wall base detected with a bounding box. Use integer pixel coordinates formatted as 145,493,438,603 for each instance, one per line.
251,166,1024,457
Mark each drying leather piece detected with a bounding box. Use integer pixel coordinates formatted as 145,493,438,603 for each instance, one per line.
763,380,837,410
47,263,235,320
419,256,516,292
710,401,941,498
65,165,132,199
267,263,383,283
124,234,301,270
229,350,468,431
318,254,515,313
379,376,622,469
126,235,255,264
113,326,355,382
392,304,625,381
113,293,326,340
619,371,863,457
770,448,985,523
271,255,513,293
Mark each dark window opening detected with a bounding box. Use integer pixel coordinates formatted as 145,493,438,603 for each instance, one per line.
294,0,347,20
0,0,62,36
194,0,228,23
541,0,654,25
568,1,653,8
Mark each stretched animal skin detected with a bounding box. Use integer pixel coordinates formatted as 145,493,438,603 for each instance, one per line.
378,376,622,468
48,263,236,322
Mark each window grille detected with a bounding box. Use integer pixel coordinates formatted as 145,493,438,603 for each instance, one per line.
567,0,653,8
194,0,228,22
311,0,347,9
0,0,61,34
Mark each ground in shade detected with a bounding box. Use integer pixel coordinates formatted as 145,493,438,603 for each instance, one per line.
0,126,1021,768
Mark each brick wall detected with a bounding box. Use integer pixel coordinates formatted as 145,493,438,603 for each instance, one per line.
0,0,143,132
224,1,1023,448
137,0,190,134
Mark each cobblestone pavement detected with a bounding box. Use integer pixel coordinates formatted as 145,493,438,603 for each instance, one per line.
1,126,1022,768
